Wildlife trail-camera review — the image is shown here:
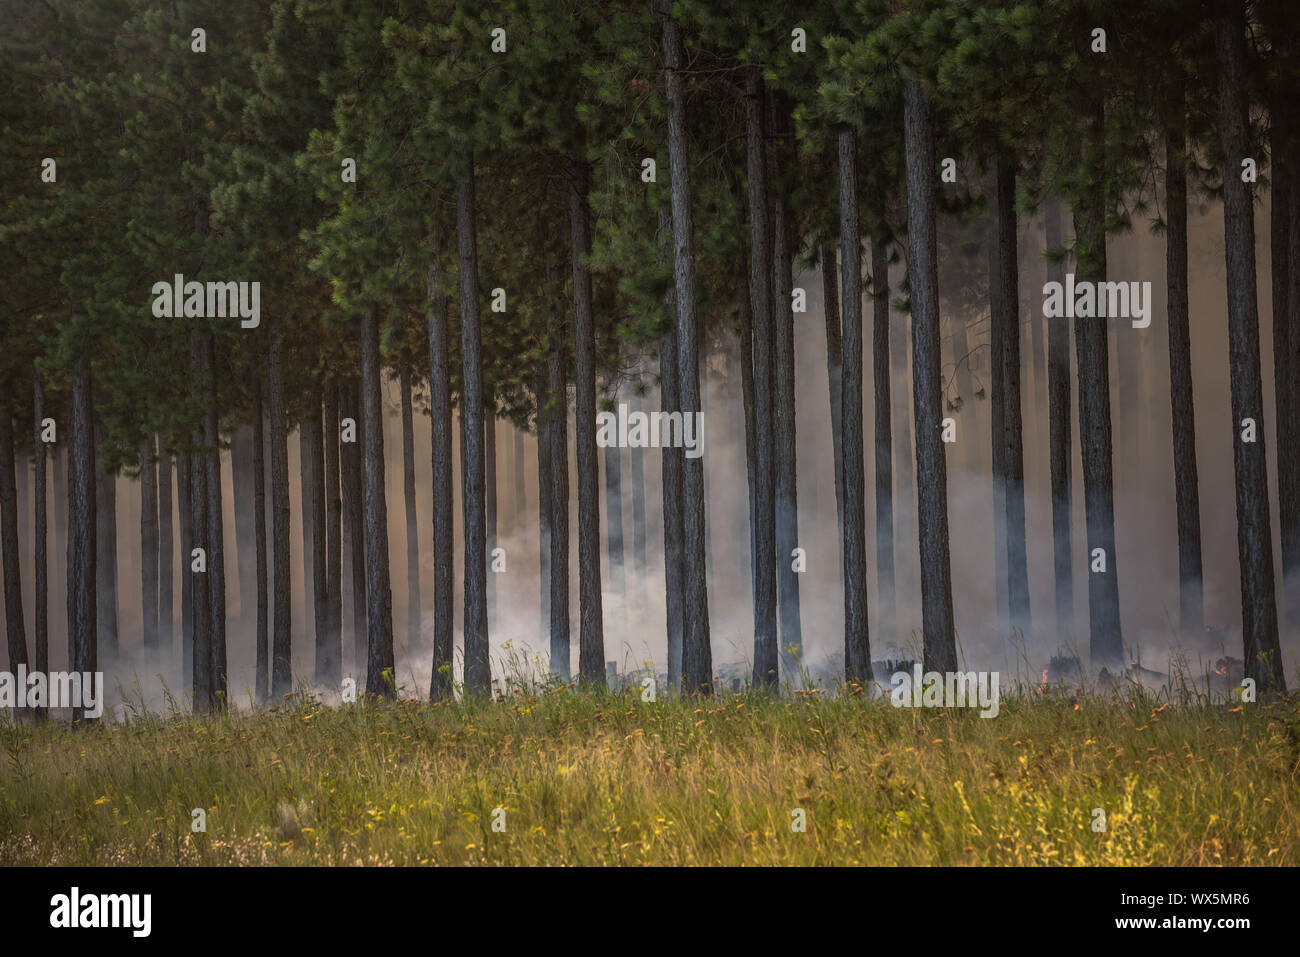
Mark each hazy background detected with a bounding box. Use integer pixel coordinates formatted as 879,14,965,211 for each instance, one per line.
4,195,1297,714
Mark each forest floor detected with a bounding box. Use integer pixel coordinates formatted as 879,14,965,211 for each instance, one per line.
1,681,1298,865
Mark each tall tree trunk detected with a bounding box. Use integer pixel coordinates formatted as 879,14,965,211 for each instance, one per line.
994,154,1031,639
603,387,626,610
987,172,1009,631
568,152,606,685
301,362,322,677
458,166,491,696
1217,0,1285,693
94,421,118,660
547,265,571,681
231,425,256,628
890,265,917,615
179,451,192,684
1166,99,1204,638
189,338,211,712
839,129,871,684
158,448,173,664
772,194,803,666
656,210,685,690
485,405,497,635
535,365,553,657
823,242,845,578
361,309,396,698
951,308,977,469
1045,199,1075,637
399,363,421,650
744,65,777,689
204,331,227,707
1073,93,1124,669
342,378,367,681
189,439,211,713
903,78,958,674
1271,89,1299,630
67,353,96,723
664,13,711,694
737,263,757,614
268,319,292,698
513,426,526,529
870,239,895,642
51,445,67,655
33,376,48,719
630,406,647,575
139,436,159,660
428,256,455,700
323,380,342,686
0,414,29,677
253,372,269,703
1028,226,1048,469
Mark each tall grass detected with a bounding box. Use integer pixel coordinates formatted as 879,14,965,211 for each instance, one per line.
1,679,1296,865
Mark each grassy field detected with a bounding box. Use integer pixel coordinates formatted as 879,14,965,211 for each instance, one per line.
2,681,1298,865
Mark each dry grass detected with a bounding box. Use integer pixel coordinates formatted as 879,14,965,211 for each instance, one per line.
1,681,1297,865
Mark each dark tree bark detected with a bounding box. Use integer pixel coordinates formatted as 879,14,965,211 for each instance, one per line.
870,239,895,642
268,320,292,699
188,343,211,712
67,353,96,722
822,242,845,578
158,447,173,663
839,129,871,685
1073,93,1124,669
361,309,396,698
547,267,571,682
323,379,342,687
664,13,711,694
342,379,367,680
903,78,958,674
253,373,269,703
178,450,192,684
1045,199,1075,637
94,421,118,660
1217,0,1286,693
1270,90,1299,630
399,362,421,650
485,405,497,634
1,414,29,676
428,257,455,700
567,153,606,686
654,209,685,690
33,376,48,718
203,332,227,707
458,166,491,696
1165,100,1204,637
772,194,803,666
994,154,1031,639
189,440,211,713
744,65,777,690
139,436,159,660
